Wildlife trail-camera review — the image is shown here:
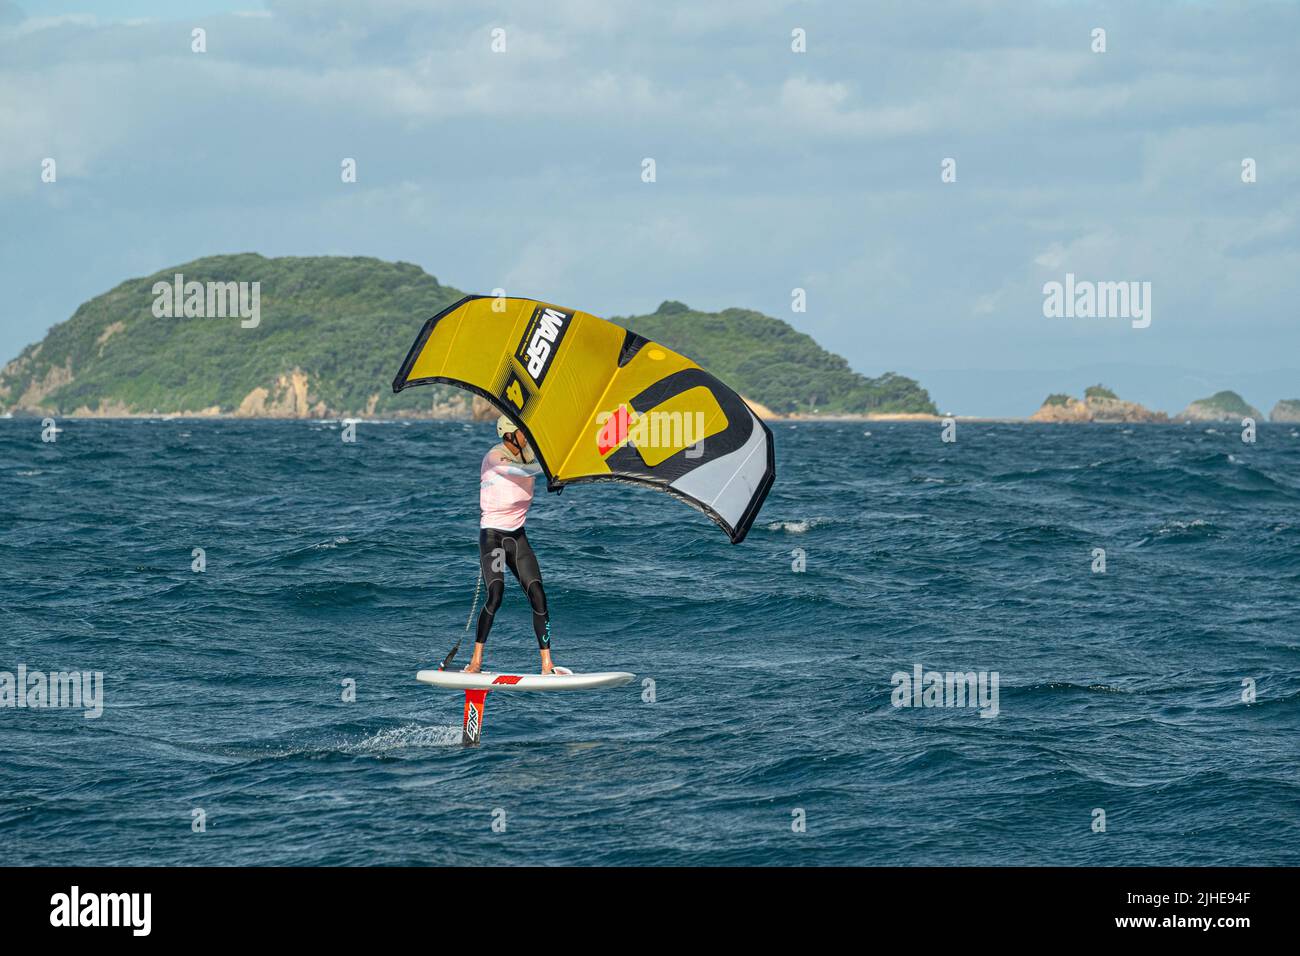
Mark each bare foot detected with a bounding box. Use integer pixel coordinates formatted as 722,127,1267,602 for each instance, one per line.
463,660,483,674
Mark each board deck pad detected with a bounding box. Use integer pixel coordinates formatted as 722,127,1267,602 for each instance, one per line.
416,669,635,692
416,669,636,746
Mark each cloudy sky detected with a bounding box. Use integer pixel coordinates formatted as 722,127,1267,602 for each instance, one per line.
3,0,1298,415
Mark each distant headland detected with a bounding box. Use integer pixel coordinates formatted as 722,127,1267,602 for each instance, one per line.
1030,386,1294,424
0,254,937,421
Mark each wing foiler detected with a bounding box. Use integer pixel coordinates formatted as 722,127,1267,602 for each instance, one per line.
392,295,776,543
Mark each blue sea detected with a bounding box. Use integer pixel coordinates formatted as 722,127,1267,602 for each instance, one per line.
2,418,1297,866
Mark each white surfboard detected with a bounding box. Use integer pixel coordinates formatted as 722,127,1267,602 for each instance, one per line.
416,668,635,692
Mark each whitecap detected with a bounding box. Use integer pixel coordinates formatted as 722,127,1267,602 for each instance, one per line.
766,518,825,534
1156,518,1209,536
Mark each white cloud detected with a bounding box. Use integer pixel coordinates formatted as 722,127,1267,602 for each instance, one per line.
777,76,931,138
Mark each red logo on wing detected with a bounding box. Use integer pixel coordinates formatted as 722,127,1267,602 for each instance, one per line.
597,405,631,456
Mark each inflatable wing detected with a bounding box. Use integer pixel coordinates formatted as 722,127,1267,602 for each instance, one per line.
392,296,775,543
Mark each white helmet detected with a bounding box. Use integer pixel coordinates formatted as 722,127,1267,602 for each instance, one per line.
496,414,519,439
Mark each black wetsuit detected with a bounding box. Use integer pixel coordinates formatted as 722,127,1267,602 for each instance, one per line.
476,526,551,649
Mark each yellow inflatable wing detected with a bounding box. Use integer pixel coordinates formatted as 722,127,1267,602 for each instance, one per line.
392,296,775,543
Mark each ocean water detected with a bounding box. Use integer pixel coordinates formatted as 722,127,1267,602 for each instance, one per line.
1,418,1297,866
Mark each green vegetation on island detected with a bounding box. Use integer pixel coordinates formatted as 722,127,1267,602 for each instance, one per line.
1177,390,1262,422
0,254,937,419
1271,399,1300,423
618,300,936,415
1031,387,1167,423
1084,384,1118,401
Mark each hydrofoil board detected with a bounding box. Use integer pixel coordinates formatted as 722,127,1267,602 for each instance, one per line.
416,667,635,746
416,669,634,692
